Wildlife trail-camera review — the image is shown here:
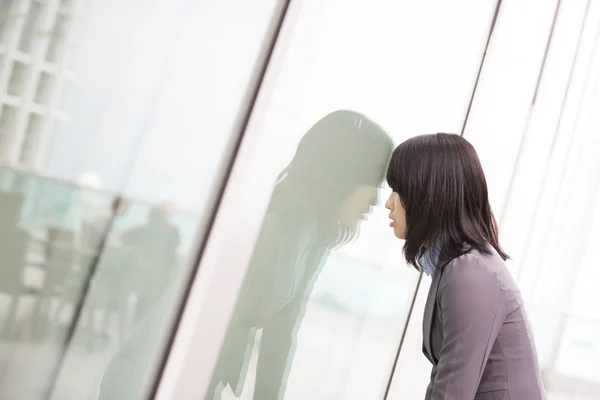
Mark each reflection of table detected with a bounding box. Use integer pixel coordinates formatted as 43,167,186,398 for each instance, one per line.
0,218,29,337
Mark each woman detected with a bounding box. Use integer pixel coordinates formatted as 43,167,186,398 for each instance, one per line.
208,110,394,399
385,133,546,400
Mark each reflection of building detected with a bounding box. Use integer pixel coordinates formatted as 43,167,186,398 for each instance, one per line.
0,0,80,169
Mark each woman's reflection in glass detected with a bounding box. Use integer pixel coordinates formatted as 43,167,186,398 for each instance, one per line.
209,110,394,399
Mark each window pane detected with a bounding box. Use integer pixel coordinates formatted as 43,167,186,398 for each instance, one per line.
18,1,43,53
7,60,29,97
0,106,18,158
0,0,280,399
462,0,561,216
197,0,497,399
458,0,600,398
0,0,17,45
45,12,68,63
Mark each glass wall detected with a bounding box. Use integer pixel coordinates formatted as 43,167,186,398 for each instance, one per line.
3,0,598,399
462,0,600,398
378,0,600,398
159,0,498,398
0,0,281,398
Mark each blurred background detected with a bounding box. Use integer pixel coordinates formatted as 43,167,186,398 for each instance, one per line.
0,0,598,399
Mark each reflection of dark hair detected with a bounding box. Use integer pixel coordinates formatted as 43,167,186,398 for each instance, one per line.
270,110,394,245
386,133,508,268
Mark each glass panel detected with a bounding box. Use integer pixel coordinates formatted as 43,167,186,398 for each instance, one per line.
208,111,401,400
494,0,590,278
18,1,43,53
0,0,17,45
0,168,117,399
462,0,561,217
0,0,280,399
202,0,497,399
19,114,45,164
35,71,56,105
555,316,600,383
473,1,600,398
7,60,29,97
45,12,68,63
0,106,18,158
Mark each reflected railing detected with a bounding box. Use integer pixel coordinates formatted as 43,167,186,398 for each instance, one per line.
528,305,600,399
542,311,600,399
0,164,201,352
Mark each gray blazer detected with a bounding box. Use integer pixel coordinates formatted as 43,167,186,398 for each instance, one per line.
423,246,547,400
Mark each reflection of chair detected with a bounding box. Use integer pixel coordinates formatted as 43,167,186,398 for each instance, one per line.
0,193,29,337
30,227,77,337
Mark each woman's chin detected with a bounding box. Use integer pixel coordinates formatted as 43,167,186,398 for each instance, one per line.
393,229,405,240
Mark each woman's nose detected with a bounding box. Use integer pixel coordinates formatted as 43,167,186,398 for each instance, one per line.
385,194,393,210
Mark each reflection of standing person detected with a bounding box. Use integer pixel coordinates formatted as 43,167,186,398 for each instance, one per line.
122,203,180,262
121,203,181,322
209,110,394,399
384,134,545,399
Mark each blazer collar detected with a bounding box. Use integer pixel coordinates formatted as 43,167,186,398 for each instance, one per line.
422,265,443,364
422,246,472,363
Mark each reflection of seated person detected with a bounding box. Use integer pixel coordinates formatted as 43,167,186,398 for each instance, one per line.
121,203,180,321
0,193,28,336
209,110,394,399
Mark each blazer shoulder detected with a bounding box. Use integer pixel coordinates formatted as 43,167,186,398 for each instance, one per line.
442,249,499,278
440,247,522,307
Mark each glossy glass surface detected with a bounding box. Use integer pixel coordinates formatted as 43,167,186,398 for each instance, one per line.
205,0,496,398
0,0,279,398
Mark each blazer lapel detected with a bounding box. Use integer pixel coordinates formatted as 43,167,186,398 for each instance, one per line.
422,267,443,364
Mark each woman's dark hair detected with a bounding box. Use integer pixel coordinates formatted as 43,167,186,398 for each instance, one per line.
386,133,508,269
